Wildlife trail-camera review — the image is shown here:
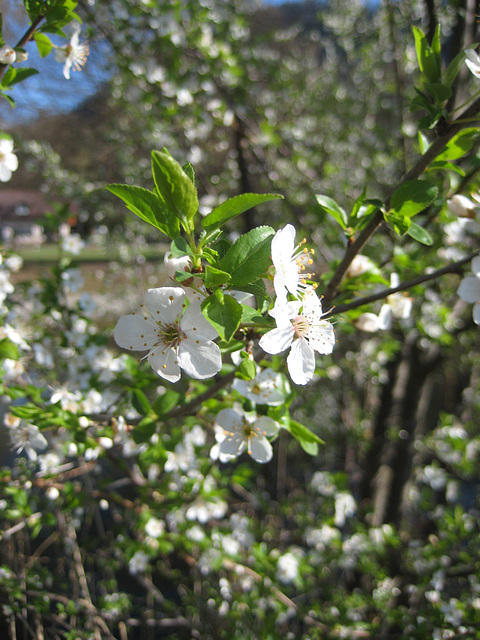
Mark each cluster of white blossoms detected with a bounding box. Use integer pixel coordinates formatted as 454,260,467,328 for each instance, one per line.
113,224,333,462
260,224,335,385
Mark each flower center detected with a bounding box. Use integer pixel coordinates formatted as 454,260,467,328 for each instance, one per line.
243,422,254,437
156,321,185,348
293,314,310,338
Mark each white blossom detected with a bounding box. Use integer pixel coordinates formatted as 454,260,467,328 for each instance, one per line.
270,224,315,304
457,255,480,325
54,24,89,80
259,287,335,385
276,551,300,584
145,517,165,538
214,406,279,464
113,286,222,382
232,366,287,405
128,550,149,575
0,137,18,183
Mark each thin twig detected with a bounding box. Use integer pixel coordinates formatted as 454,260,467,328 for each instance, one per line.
322,96,480,307
325,248,480,317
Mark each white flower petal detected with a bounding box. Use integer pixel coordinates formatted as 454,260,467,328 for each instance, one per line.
458,276,480,303
308,321,335,355
220,432,246,458
356,312,380,333
148,348,181,382
216,408,242,429
287,338,315,385
181,302,218,340
471,256,480,277
177,338,222,379
465,49,480,78
255,416,280,437
259,326,295,354
473,302,480,325
146,287,185,323
378,304,393,330
113,315,157,351
249,435,273,463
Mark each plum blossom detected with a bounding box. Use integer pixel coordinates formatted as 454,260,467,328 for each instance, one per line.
457,255,480,325
54,24,89,80
259,287,335,385
5,415,48,461
213,406,279,463
232,366,287,405
465,49,480,78
113,286,222,382
270,224,316,304
0,137,18,182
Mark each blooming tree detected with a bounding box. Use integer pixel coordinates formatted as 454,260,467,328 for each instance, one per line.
1,1,480,639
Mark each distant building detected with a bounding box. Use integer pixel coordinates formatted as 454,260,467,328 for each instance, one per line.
0,189,77,245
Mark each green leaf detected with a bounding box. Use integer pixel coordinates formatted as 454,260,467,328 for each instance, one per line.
204,265,231,289
170,236,191,257
219,226,274,287
106,184,180,238
202,193,283,232
434,128,479,161
427,160,465,176
235,353,257,381
7,67,39,86
406,222,433,245
201,290,242,342
384,212,411,237
444,50,466,88
413,26,441,85
131,389,151,416
0,338,20,361
34,33,53,57
283,419,324,455
153,390,182,417
315,194,348,229
132,418,157,444
425,82,451,103
389,180,438,218
240,303,271,325
151,150,199,230
182,162,195,185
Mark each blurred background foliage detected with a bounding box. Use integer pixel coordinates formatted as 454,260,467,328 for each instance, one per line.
1,0,480,639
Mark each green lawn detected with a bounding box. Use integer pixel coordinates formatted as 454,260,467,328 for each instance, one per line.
15,242,169,264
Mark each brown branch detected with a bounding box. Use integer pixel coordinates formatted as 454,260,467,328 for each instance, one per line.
325,248,480,317
322,95,480,308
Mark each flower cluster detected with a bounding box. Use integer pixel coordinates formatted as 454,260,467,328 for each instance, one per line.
260,224,335,385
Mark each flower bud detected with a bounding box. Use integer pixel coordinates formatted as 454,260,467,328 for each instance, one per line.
14,49,28,63
345,254,374,278
0,45,16,65
163,251,192,279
